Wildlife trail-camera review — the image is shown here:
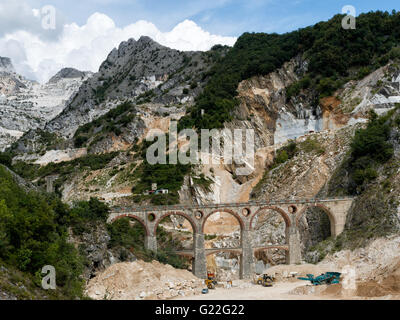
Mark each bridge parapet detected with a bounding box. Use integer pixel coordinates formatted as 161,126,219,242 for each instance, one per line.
109,197,354,215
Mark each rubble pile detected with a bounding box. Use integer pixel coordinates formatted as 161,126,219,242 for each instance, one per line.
85,260,204,300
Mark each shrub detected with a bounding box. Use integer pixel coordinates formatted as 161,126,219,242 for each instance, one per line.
347,109,396,190
351,111,393,163
353,167,378,185
357,67,372,80
317,78,339,98
71,198,109,221
286,76,311,100
389,47,400,59
107,218,145,248
275,150,289,164
0,153,12,168
271,140,297,168
300,137,325,155
74,135,88,148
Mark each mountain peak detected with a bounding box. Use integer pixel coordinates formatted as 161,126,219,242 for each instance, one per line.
48,67,92,84
137,36,155,44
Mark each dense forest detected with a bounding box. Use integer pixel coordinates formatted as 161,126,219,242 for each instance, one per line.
0,165,91,298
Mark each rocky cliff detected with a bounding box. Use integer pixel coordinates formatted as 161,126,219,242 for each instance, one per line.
0,57,14,73
42,36,222,139
10,37,225,157
0,59,92,151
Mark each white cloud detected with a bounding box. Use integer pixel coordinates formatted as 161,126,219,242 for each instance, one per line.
0,1,65,40
0,12,237,83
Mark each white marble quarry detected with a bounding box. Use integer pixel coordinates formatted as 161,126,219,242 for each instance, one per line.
274,110,323,145
0,65,91,150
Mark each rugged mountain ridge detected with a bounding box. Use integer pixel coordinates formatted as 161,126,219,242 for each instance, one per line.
0,59,92,151
10,37,225,157
42,36,222,139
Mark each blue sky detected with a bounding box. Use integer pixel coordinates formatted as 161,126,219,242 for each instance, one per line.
30,0,400,36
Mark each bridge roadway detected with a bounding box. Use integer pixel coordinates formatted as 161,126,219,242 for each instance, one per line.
108,197,355,279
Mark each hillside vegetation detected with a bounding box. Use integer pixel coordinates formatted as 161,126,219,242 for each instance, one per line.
308,107,400,261
0,165,86,298
0,165,190,299
179,11,400,130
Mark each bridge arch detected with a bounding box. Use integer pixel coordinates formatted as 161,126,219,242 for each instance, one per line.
201,208,244,233
250,206,291,230
296,203,336,230
296,203,336,236
153,211,197,235
110,214,149,236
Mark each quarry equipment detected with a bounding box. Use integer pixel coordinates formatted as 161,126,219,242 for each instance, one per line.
298,272,341,285
254,274,275,287
205,272,218,289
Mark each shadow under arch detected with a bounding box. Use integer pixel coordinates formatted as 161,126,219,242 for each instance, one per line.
153,211,197,235
296,203,336,236
110,214,149,236
201,208,244,233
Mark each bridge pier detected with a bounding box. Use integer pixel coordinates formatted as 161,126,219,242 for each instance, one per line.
330,205,349,237
287,227,301,264
240,229,255,279
145,235,157,253
193,233,207,279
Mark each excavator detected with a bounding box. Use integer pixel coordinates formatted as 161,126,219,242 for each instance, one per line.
204,272,218,289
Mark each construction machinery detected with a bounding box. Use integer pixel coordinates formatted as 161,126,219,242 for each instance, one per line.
298,272,341,285
254,274,275,287
204,272,218,289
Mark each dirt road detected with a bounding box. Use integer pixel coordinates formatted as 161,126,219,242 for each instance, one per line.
176,280,338,300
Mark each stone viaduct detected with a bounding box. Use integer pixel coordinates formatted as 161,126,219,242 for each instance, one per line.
107,197,354,279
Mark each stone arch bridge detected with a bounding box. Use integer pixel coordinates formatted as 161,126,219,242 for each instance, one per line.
107,197,354,279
